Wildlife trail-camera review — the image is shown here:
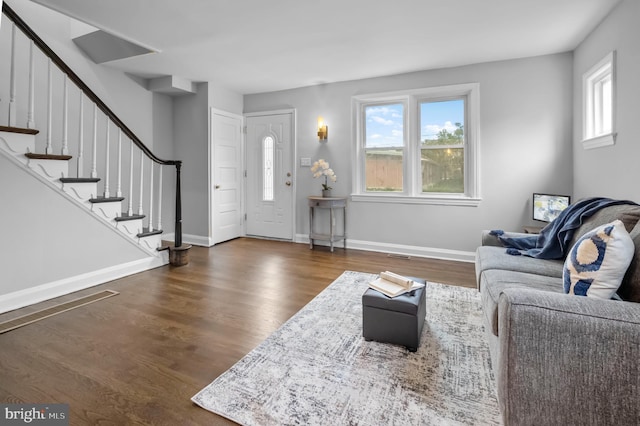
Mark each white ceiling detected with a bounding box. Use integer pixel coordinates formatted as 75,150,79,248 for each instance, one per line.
30,0,621,95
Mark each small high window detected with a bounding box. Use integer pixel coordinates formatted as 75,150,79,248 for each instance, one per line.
583,51,616,149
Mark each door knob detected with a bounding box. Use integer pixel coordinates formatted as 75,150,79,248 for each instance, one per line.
285,181,291,186
215,185,221,189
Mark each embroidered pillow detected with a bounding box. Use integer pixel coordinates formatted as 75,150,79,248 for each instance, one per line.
563,219,635,299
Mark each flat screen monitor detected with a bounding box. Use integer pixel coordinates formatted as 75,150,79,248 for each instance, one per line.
533,193,571,223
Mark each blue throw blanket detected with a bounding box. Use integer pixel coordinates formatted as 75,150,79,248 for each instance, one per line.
491,197,638,259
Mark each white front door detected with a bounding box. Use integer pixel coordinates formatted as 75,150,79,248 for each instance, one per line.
245,112,294,240
211,109,243,245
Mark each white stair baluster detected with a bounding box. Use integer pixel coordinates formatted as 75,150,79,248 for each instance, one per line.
77,95,84,177
46,59,52,155
27,40,35,129
103,119,111,198
61,76,69,155
157,166,163,231
138,151,144,216
90,104,97,178
127,140,134,216
148,159,154,232
116,129,123,197
8,23,17,127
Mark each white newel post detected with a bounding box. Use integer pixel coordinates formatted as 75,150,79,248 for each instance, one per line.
27,40,35,129
77,95,84,177
8,23,16,127
103,119,111,198
116,129,123,197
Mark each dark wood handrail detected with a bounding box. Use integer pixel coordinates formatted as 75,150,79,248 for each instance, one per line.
1,2,179,168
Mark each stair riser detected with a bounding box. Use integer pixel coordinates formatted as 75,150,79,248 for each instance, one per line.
61,182,99,202
116,219,144,239
92,202,123,221
0,131,36,165
27,158,69,182
139,234,162,251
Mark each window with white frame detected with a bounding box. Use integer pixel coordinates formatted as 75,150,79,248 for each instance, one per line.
352,83,480,205
583,51,616,149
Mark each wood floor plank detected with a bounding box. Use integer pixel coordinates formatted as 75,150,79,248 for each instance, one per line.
0,238,477,425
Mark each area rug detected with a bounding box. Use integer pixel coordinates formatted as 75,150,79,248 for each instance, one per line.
192,271,501,425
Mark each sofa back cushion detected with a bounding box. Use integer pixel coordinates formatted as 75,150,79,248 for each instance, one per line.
567,204,640,249
620,218,640,302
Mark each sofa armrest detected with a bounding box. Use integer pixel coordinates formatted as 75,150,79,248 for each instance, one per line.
496,288,640,425
481,230,532,247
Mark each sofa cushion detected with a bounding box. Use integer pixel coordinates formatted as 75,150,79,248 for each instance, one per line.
475,246,564,287
563,220,635,299
479,269,564,336
567,204,640,249
619,219,640,302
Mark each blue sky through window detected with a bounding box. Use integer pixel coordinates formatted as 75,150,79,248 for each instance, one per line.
365,100,464,147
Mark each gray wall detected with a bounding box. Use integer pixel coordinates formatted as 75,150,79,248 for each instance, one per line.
244,53,574,255
173,82,210,240
573,0,640,201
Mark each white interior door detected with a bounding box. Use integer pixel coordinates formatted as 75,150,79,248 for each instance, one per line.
211,109,243,245
245,112,294,240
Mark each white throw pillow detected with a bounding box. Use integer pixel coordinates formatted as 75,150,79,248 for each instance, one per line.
563,219,635,299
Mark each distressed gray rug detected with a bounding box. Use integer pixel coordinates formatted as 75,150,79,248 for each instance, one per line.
192,271,501,425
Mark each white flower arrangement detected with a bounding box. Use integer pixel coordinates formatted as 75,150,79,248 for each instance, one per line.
311,159,337,190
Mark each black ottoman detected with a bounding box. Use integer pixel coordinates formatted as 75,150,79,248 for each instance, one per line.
362,278,427,352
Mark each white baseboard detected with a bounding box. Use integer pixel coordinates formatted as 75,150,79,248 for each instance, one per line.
163,232,213,247
0,254,169,314
294,234,475,263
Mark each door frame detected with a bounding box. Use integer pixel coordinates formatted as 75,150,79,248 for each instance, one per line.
209,108,245,245
243,108,297,241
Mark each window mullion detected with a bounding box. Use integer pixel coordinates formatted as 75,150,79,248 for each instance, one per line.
405,97,415,196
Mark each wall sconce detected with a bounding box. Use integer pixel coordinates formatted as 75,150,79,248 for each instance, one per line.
317,116,328,141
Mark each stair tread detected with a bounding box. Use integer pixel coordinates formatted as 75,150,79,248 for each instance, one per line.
89,196,125,203
137,228,163,238
25,152,72,161
0,125,39,135
60,177,101,183
114,213,145,221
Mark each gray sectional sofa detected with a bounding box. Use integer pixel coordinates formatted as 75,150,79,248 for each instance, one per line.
475,203,640,425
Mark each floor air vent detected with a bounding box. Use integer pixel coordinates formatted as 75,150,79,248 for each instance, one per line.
0,290,119,334
387,253,412,260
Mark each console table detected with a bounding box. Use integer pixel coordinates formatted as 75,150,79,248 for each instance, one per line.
308,196,347,252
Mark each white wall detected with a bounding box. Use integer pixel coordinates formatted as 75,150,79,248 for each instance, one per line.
0,151,151,308
244,53,574,257
573,0,640,201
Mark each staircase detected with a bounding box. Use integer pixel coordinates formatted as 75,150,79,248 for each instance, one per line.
0,125,165,253
0,2,189,312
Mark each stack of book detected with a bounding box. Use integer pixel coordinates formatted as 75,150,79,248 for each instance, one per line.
368,271,424,298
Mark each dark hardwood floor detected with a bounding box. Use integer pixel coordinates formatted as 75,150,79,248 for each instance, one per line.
0,238,476,425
